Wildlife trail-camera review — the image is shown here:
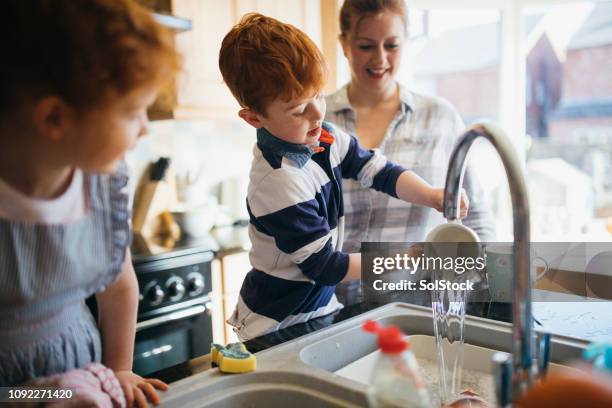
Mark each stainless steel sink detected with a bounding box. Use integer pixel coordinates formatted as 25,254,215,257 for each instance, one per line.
160,371,366,408
160,303,589,407
300,304,587,371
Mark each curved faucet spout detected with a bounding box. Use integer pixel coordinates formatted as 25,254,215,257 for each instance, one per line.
443,122,533,400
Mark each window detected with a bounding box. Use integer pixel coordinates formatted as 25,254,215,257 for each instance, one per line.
403,7,510,239
406,8,501,124
336,0,612,241
523,1,612,240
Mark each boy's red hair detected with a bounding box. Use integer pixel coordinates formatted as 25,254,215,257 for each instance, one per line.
219,13,327,116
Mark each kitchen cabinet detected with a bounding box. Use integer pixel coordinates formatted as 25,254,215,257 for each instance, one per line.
169,0,238,119
235,0,322,45
142,0,334,119
212,250,251,343
210,258,225,344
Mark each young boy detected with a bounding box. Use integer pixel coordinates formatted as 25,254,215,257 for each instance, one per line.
219,13,468,340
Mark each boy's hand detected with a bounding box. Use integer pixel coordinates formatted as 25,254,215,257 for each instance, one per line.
115,370,168,407
429,188,469,219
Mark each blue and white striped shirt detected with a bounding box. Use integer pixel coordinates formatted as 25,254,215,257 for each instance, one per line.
228,122,405,340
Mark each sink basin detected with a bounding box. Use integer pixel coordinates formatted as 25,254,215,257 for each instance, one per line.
160,371,366,408
335,336,500,402
160,303,589,407
334,335,575,404
299,306,586,371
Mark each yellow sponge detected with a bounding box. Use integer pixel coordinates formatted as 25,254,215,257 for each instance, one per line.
210,342,256,373
218,349,257,373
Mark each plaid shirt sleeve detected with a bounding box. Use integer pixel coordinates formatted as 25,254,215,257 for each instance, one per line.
325,84,496,252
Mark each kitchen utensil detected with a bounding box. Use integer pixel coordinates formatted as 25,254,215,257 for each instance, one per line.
133,157,171,233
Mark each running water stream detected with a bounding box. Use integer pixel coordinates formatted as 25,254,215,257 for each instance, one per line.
431,290,467,405
425,239,483,405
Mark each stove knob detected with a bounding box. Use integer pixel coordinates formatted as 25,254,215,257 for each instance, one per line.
188,274,205,296
167,278,186,302
146,284,165,306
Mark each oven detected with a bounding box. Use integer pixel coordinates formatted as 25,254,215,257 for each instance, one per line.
133,249,214,376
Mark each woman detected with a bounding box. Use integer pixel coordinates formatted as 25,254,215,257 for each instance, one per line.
326,0,495,254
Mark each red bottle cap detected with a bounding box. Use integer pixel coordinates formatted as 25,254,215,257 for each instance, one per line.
363,320,409,354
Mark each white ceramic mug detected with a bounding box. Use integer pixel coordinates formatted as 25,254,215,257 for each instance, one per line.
425,220,481,244
425,220,481,277
485,243,549,302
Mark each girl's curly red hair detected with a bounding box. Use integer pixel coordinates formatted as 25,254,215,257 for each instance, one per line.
0,0,181,113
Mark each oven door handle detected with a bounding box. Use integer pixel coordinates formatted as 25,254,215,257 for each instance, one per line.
136,304,207,332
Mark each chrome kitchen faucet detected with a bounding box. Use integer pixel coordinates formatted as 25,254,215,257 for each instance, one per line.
441,123,536,404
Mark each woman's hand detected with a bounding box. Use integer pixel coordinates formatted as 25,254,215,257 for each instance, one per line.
114,370,168,407
429,188,469,219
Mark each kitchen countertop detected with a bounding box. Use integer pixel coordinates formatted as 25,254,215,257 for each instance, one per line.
148,281,612,384
147,283,396,383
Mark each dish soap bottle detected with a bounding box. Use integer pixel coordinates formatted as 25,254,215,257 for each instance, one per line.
363,320,432,408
